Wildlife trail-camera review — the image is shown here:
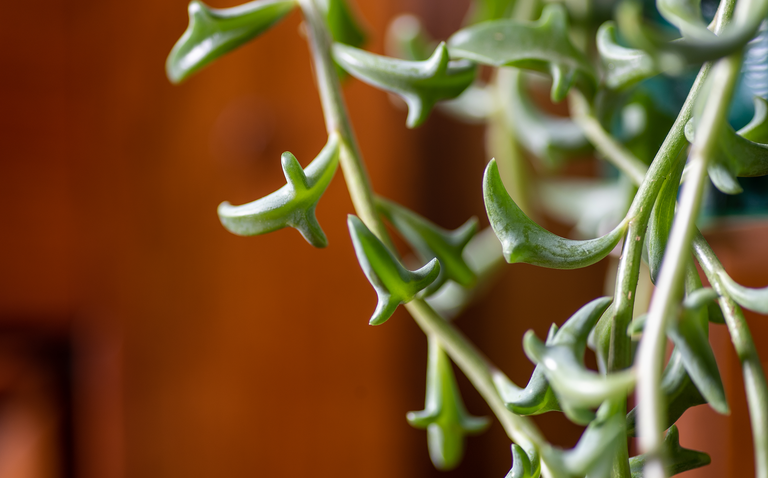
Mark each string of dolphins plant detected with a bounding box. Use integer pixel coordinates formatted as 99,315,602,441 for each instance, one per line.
165,0,768,476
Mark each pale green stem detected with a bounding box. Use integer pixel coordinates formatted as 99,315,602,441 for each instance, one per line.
298,0,544,449
636,54,742,478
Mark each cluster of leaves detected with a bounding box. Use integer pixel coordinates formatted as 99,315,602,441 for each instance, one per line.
166,0,768,476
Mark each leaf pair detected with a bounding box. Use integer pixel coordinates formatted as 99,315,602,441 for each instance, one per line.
629,425,710,477
218,133,341,248
332,42,477,128
407,336,489,470
686,97,768,194
483,159,629,269
448,4,596,102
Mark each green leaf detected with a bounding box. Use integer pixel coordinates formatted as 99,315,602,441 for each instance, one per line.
629,425,710,477
685,107,768,195
463,0,515,25
385,14,435,61
647,152,686,284
721,273,768,314
218,133,340,248
656,0,707,39
316,0,367,47
347,215,440,325
493,325,562,416
596,22,659,90
332,42,477,128
447,4,596,102
407,337,489,470
166,0,296,84
523,298,635,424
506,70,589,168
505,444,542,478
668,288,729,414
483,159,629,269
377,197,478,296
739,96,768,143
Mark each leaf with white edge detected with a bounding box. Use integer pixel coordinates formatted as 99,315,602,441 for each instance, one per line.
647,151,686,284
484,159,629,269
332,42,477,128
493,325,562,416
166,0,296,84
596,22,659,90
348,215,440,325
685,105,768,195
448,4,596,102
668,288,729,414
407,337,489,471
523,298,635,424
218,134,340,248
507,70,589,168
505,444,542,478
316,0,367,47
377,197,478,296
629,425,710,477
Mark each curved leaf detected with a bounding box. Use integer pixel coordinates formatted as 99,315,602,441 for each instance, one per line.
596,22,659,90
348,215,440,325
721,273,768,314
647,151,686,284
377,197,478,296
332,42,477,128
316,0,367,47
166,0,296,84
447,4,596,102
656,0,707,39
407,336,489,470
483,159,629,269
739,96,768,143
505,444,542,478
218,133,340,248
629,425,710,477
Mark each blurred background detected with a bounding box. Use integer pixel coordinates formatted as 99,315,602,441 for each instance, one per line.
1,0,765,477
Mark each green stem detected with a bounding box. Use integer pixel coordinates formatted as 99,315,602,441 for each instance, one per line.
692,234,768,478
297,0,544,450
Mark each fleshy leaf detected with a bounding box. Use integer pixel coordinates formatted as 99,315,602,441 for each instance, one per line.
407,337,489,470
347,215,440,325
464,0,515,25
647,151,686,284
656,0,707,39
377,197,478,296
596,22,659,90
505,444,542,478
218,134,340,248
629,425,711,477
740,97,768,143
316,0,367,47
685,105,768,195
447,4,596,102
166,0,296,84
721,273,768,314
493,325,562,416
523,298,635,424
506,70,589,168
332,42,477,128
483,159,628,269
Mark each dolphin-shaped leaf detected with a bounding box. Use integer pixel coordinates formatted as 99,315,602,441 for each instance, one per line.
483,159,629,269
647,150,686,284
505,444,542,478
316,0,367,47
166,0,296,84
348,215,440,325
506,70,589,168
377,197,478,296
218,134,340,248
685,104,768,194
721,274,768,314
447,5,596,102
407,337,489,470
332,42,477,128
629,425,710,477
493,325,562,416
523,298,635,424
596,22,659,90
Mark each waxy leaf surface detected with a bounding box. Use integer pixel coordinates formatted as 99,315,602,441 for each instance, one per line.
505,444,541,478
408,337,489,470
484,159,628,269
629,425,710,477
218,134,340,248
348,215,440,325
647,151,686,283
316,0,367,47
722,273,768,314
166,0,295,83
378,197,477,296
656,0,707,39
597,22,659,90
448,5,596,102
332,42,477,128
